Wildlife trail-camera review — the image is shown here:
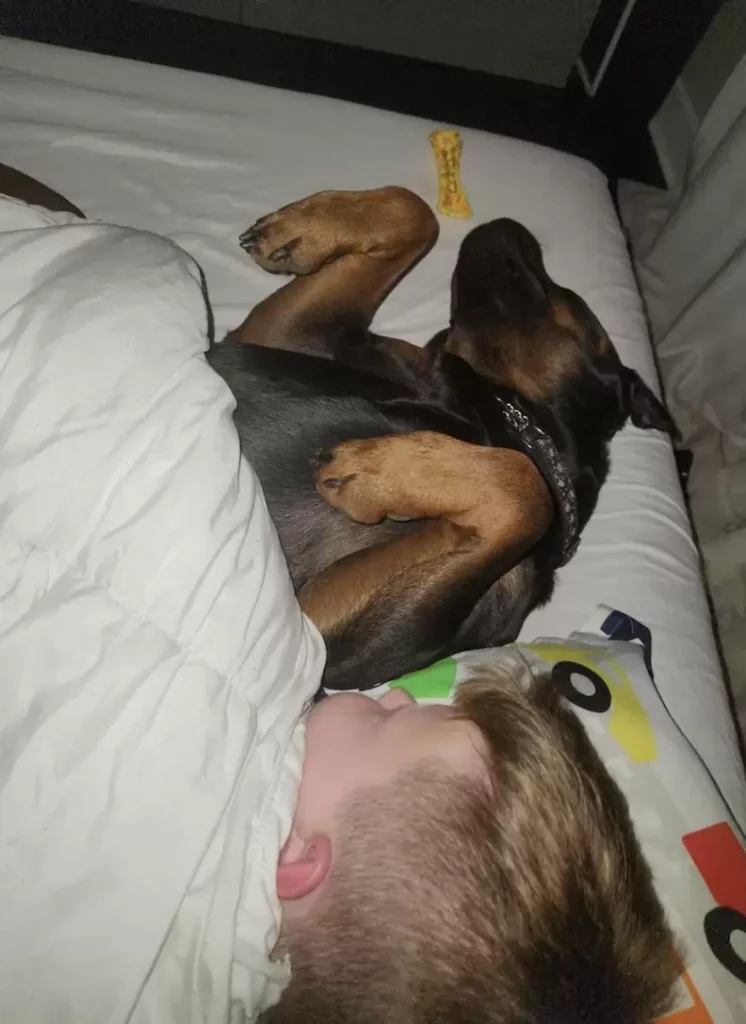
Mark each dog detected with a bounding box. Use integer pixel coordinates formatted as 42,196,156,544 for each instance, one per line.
207,187,674,691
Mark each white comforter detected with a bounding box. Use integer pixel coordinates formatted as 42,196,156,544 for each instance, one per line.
0,199,325,1023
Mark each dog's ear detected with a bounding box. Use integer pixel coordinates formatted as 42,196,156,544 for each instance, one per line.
621,366,679,439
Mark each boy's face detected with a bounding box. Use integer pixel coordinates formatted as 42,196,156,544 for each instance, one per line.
277,687,487,921
298,689,486,833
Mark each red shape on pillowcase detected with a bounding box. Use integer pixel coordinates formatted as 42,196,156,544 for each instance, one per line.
683,822,746,917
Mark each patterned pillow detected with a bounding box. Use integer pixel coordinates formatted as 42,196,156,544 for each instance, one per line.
383,608,746,1024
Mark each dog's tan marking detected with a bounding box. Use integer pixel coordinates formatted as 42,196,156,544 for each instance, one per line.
446,294,616,404
551,299,581,334
446,321,584,404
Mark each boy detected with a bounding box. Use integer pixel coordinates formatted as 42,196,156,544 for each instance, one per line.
268,667,678,1022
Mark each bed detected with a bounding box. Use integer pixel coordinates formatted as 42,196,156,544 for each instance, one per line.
2,31,746,1023
1,33,742,824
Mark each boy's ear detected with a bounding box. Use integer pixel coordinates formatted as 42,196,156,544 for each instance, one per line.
621,366,680,440
276,831,332,901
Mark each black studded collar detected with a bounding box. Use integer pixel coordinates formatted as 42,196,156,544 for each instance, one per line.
493,394,579,567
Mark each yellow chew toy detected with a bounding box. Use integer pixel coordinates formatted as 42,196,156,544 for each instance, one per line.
429,129,473,218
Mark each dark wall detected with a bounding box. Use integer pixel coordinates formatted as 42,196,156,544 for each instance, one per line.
132,0,600,86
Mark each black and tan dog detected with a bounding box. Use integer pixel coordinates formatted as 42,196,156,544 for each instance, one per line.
0,166,673,691
207,187,674,690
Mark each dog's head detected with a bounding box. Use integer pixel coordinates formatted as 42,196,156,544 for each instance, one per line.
439,219,676,442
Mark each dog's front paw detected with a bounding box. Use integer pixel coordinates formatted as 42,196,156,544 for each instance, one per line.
239,215,303,275
238,191,347,276
314,439,393,524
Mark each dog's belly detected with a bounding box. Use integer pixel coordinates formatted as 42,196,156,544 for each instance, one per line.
220,351,461,588
266,490,417,590
228,383,421,589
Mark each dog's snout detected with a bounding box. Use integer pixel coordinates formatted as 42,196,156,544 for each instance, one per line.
452,219,549,329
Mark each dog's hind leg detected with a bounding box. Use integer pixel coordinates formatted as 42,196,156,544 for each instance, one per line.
300,431,553,690
228,187,438,358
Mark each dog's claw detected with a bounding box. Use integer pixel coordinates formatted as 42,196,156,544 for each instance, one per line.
239,225,262,251
320,474,355,490
269,243,292,263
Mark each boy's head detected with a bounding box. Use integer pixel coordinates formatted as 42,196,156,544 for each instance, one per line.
267,666,679,1024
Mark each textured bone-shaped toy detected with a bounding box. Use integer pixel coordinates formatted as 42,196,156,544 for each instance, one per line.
429,129,473,218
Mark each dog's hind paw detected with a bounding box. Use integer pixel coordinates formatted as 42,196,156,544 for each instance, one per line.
314,441,391,525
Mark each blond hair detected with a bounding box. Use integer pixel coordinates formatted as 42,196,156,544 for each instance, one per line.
265,668,679,1023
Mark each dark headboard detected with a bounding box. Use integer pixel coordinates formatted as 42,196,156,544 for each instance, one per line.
1,0,725,185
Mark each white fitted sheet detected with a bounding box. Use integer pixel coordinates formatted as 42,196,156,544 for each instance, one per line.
1,35,743,825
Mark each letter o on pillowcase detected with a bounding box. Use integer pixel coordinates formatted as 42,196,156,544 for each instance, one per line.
703,906,746,983
551,661,612,714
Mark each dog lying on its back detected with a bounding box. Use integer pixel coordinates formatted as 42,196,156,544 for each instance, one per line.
208,187,674,690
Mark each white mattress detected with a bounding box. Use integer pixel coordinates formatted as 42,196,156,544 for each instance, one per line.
1,36,743,826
